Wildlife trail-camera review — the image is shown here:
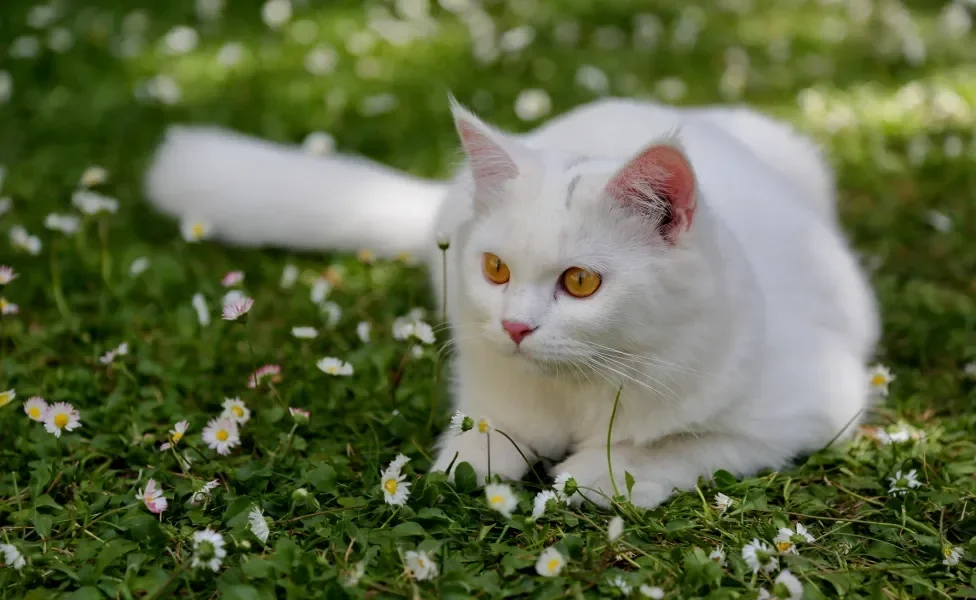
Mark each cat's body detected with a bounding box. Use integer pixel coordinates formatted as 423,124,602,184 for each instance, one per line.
146,98,879,508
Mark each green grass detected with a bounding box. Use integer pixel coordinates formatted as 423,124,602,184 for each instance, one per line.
1,0,976,597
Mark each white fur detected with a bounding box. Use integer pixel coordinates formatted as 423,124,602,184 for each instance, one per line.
144,98,879,509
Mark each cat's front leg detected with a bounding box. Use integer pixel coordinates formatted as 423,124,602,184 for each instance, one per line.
430,427,536,483
554,433,772,509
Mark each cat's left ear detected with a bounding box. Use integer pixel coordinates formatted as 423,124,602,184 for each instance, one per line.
605,140,698,243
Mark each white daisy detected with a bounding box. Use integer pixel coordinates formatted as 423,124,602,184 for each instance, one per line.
0,297,18,315
868,364,894,397
10,225,42,255
310,277,330,304
99,342,129,365
356,321,371,342
0,543,26,570
742,539,778,574
221,397,250,424
709,546,727,567
436,233,450,249
485,483,517,518
0,388,14,408
129,257,151,276
609,575,633,596
388,454,410,472
943,545,963,566
713,492,733,514
0,197,10,217
202,417,240,455
191,293,210,326
135,478,168,514
392,316,414,340
78,165,109,188
0,265,17,284
639,585,665,599
888,469,922,495
412,321,435,344
302,131,335,155
553,472,577,501
964,361,976,379
222,296,254,320
404,550,438,581
531,490,559,520
535,546,565,577
248,506,270,544
321,301,342,327
280,264,299,289
342,561,365,587
381,462,411,506
43,401,81,437
774,523,815,554
291,326,318,339
162,420,189,450
72,190,118,214
221,270,244,287
190,528,227,572
188,480,220,506
180,218,212,242
759,569,803,599
449,410,473,436
475,416,492,434
24,396,48,421
607,516,624,542
222,289,246,308
44,213,81,234
317,357,353,376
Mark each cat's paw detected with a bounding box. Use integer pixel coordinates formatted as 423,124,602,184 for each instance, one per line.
430,430,533,483
554,450,670,510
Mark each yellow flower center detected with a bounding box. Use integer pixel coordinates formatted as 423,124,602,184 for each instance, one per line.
944,546,953,558
870,374,886,386
416,557,426,568
776,541,792,553
28,407,41,419
0,298,7,310
0,392,10,406
490,495,504,506
54,413,69,428
216,429,229,442
383,479,397,494
191,223,205,238
478,420,489,433
172,432,184,442
232,406,244,417
327,366,337,374
547,558,560,572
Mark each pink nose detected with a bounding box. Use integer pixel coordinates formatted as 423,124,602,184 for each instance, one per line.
501,320,536,345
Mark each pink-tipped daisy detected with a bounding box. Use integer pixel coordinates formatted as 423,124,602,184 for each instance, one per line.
0,265,16,285
43,401,81,437
136,478,168,514
221,296,254,321
247,364,282,388
221,271,244,287
289,407,310,424
24,396,48,421
0,297,18,315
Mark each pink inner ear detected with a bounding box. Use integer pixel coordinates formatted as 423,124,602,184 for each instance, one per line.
456,120,519,183
607,144,697,242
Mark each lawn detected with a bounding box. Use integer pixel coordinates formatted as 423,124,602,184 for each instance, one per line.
1,0,975,598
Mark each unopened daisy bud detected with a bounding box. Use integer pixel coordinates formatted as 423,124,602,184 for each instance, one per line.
289,406,310,425
292,487,310,504
436,232,450,250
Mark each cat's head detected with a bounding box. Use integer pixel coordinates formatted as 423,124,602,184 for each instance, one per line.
450,98,712,373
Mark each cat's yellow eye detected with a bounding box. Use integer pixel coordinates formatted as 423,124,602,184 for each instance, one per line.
483,253,511,284
562,267,601,298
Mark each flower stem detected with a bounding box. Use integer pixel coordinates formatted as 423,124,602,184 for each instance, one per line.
440,246,448,325
606,384,623,499
486,431,492,483
98,217,112,287
50,242,71,322
493,428,540,481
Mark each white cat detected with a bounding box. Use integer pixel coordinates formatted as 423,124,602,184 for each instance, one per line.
145,96,879,509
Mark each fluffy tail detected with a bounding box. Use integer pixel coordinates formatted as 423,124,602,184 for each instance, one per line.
144,126,448,258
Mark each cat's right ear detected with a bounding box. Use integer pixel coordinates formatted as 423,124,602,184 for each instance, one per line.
448,95,524,206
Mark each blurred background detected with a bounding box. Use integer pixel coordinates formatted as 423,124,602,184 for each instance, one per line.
1,0,974,402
